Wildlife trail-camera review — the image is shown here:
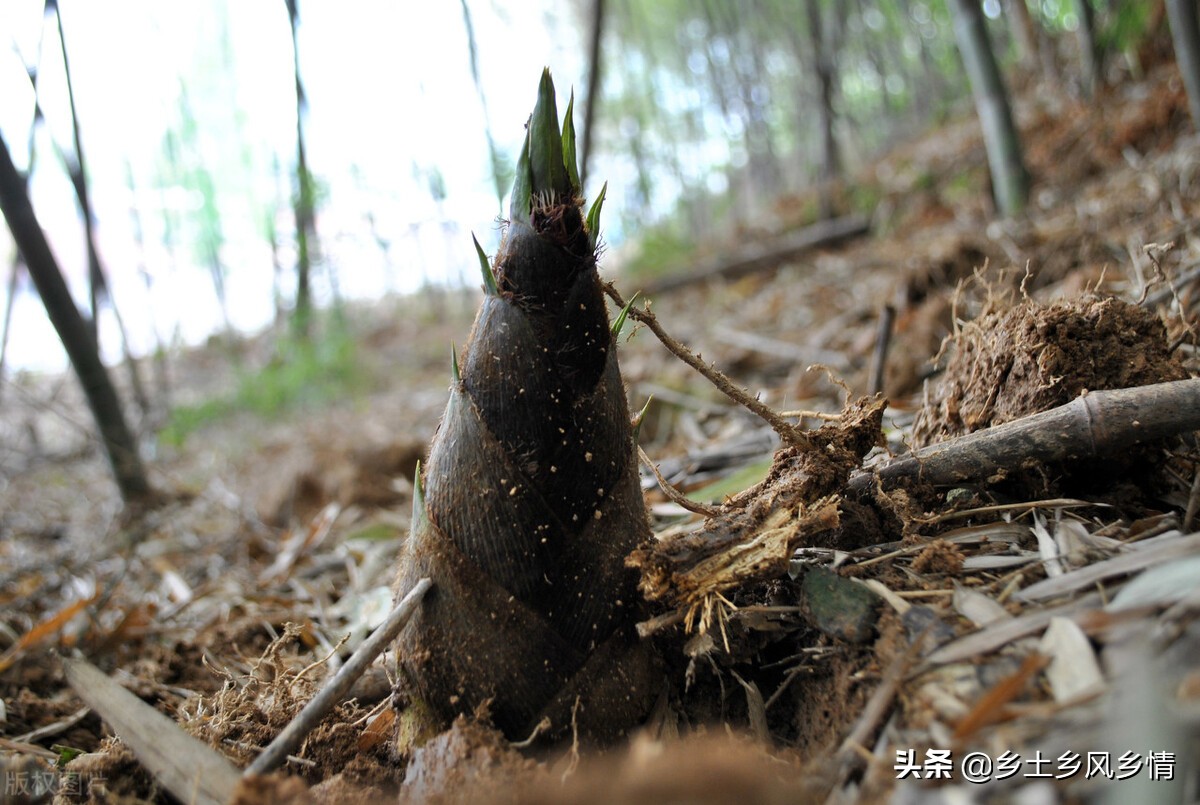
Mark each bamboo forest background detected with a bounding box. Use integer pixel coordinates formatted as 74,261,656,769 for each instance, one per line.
0,0,1156,373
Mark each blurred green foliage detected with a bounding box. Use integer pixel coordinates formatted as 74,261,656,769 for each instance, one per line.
623,218,698,281
160,320,366,446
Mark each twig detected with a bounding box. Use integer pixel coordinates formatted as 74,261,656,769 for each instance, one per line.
828,622,926,795
635,609,685,638
778,409,842,422
1184,462,1200,533
223,739,315,768
867,304,895,397
13,705,90,743
511,716,552,749
244,577,432,777
921,498,1105,524
605,282,811,449
638,445,722,517
1143,260,1200,308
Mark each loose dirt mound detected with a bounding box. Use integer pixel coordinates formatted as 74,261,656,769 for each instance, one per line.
914,296,1186,445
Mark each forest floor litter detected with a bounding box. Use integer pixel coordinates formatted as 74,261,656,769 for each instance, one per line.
2,63,1200,803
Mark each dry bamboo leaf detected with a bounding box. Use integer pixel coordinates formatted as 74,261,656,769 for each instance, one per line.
0,591,101,673
1015,531,1200,602
938,521,1029,544
356,707,395,752
953,586,1010,627
862,579,910,615
961,551,1039,571
951,653,1048,742
731,671,770,743
1031,513,1064,578
1107,555,1200,611
924,592,1104,667
1054,518,1093,568
260,502,342,584
1039,617,1105,702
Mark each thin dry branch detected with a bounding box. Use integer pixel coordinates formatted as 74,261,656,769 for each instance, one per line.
849,378,1200,494
638,445,722,517
867,304,895,397
245,577,431,776
604,283,811,449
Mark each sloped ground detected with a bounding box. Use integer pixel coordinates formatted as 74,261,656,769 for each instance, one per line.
1,61,1199,803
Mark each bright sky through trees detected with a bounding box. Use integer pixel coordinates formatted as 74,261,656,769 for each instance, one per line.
0,1,589,371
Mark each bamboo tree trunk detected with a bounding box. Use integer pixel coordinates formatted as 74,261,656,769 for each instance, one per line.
0,259,19,401
0,133,152,505
580,0,606,191
1073,0,1101,96
52,0,152,423
286,0,315,339
1167,0,1200,127
1006,0,1042,72
805,0,841,220
948,0,1031,217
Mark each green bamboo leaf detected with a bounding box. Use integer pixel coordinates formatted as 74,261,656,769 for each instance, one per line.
451,341,460,384
611,291,639,338
529,68,569,202
52,745,84,768
509,126,532,220
687,458,773,504
562,90,581,195
472,233,498,296
586,181,607,250
411,459,429,533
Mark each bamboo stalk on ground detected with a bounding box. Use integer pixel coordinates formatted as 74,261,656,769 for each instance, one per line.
393,70,656,742
851,378,1200,494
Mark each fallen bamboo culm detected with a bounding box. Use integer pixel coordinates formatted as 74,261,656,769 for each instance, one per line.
850,377,1200,494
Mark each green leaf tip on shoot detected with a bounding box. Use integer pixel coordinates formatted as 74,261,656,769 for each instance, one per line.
562,90,581,196
451,341,460,384
529,68,571,206
586,181,607,250
509,125,532,221
632,395,653,443
472,232,498,296
509,69,587,220
611,291,639,338
411,459,428,533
